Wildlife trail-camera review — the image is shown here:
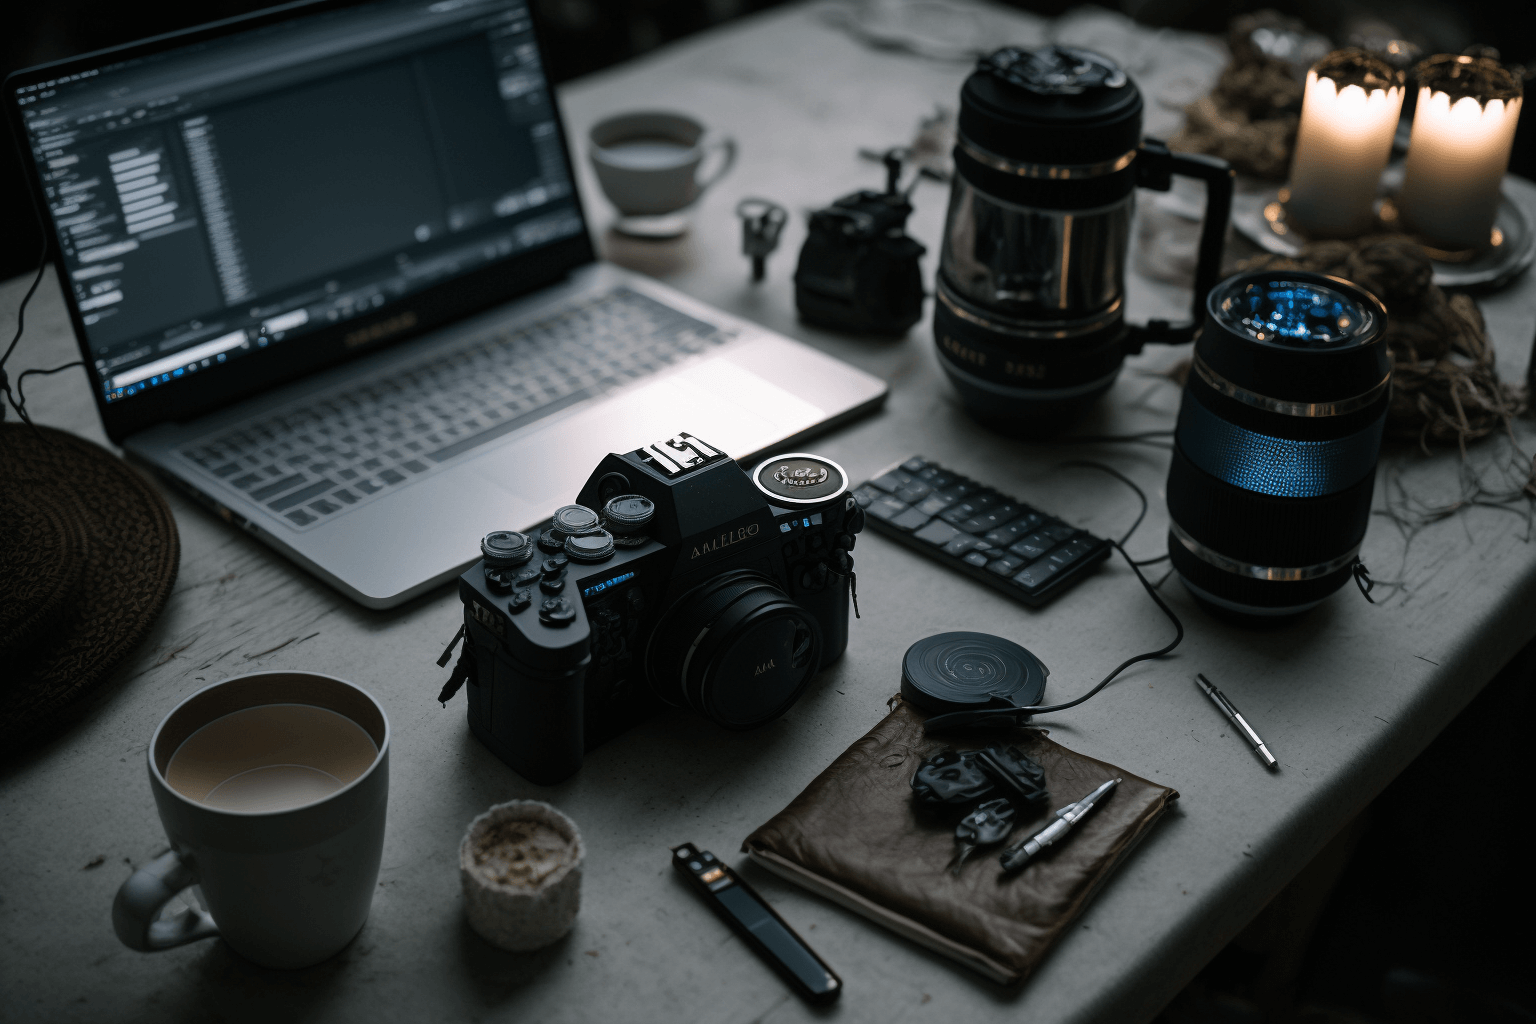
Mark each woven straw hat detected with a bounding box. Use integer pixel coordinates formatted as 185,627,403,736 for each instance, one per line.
1,423,179,754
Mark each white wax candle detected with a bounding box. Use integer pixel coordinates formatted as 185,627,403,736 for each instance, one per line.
1398,84,1522,250
1285,68,1404,237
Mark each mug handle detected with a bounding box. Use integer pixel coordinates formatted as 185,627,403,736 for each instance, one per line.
112,849,220,951
694,136,738,195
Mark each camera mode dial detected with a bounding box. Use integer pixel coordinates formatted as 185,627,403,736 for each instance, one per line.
565,530,616,564
602,494,655,534
752,454,848,508
481,530,533,567
551,504,601,537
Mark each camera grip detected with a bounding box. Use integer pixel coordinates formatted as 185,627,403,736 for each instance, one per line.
112,849,220,952
484,644,589,786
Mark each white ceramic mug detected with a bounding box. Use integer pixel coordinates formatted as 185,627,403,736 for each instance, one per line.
111,671,390,969
588,110,736,236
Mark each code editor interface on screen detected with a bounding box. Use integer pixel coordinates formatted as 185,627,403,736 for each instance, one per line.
14,0,582,402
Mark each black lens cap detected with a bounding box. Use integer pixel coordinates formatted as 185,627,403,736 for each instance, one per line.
481,531,533,567
603,494,655,535
551,504,601,537
565,530,616,563
751,454,848,506
901,632,1048,714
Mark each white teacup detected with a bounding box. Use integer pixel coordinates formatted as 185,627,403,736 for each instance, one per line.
589,110,736,237
112,671,389,969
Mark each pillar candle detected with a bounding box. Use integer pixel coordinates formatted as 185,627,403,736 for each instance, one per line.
1284,49,1404,238
1397,55,1523,251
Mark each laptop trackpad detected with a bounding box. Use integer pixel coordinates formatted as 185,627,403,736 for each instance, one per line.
476,357,826,503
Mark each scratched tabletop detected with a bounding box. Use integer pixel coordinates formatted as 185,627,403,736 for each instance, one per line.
4,3,1536,1022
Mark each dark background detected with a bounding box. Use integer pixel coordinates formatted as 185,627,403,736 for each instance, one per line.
4,0,1536,282
3,3,1534,1022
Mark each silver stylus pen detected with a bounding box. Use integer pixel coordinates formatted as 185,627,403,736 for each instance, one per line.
999,777,1120,874
1196,673,1278,769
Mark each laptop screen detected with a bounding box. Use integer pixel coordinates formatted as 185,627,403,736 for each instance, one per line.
10,0,585,411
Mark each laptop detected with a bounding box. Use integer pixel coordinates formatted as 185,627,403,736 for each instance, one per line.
4,0,887,608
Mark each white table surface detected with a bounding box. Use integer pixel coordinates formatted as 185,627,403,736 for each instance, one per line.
4,3,1536,1022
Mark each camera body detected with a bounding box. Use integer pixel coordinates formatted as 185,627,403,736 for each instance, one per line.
794,189,926,336
452,433,863,784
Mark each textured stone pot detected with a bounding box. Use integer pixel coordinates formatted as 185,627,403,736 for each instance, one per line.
459,800,583,951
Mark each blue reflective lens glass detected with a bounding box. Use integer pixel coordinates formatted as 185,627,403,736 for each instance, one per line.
1216,279,1368,348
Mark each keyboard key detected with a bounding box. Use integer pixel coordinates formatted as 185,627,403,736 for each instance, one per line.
285,509,316,526
1013,558,1061,589
1008,531,1055,560
355,479,383,495
914,467,958,489
230,472,263,490
309,498,342,515
402,460,427,473
963,551,990,568
250,473,306,501
890,506,932,532
894,481,933,504
212,462,240,478
865,494,911,523
913,519,960,547
915,493,954,516
1047,538,1096,567
267,479,336,511
983,513,1044,547
900,457,928,473
959,504,1021,534
942,534,983,557
939,492,1001,526
870,470,915,493
986,554,1026,577
1040,522,1076,543
333,489,358,504
936,481,981,501
378,468,406,485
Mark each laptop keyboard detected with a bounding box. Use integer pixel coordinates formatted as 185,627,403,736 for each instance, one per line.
181,288,727,529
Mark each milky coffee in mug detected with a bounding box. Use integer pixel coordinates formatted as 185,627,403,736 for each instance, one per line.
113,672,389,969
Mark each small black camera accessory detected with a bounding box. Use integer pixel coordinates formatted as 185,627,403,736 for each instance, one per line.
439,433,864,784
671,843,841,1004
793,152,926,336
736,198,788,282
1166,271,1390,618
949,797,1018,875
910,744,1049,810
902,632,1048,725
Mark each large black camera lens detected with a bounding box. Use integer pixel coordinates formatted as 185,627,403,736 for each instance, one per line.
1166,271,1390,618
646,571,823,729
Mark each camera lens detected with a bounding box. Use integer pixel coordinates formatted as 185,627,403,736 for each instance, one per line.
1166,271,1390,618
481,530,533,566
751,454,848,507
646,571,823,729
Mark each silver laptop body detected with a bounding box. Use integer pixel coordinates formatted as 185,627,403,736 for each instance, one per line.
6,0,886,608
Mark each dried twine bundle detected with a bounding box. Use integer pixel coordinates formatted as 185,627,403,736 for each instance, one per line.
1167,12,1306,180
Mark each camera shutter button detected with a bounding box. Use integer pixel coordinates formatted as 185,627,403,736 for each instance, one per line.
542,556,569,578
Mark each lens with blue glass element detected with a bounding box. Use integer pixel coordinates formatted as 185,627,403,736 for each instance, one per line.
1165,271,1390,618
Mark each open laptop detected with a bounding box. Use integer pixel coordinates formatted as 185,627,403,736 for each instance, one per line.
4,0,887,608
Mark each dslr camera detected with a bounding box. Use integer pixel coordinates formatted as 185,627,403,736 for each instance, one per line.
439,433,864,784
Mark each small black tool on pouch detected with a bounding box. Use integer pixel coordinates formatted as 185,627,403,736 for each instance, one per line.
911,744,1049,874
794,149,926,336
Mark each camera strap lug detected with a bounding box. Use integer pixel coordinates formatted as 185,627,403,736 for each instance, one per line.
436,624,466,667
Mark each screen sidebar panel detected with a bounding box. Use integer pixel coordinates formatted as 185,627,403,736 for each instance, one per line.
8,0,587,437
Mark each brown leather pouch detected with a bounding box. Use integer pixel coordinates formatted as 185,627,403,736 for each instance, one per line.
742,698,1178,984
